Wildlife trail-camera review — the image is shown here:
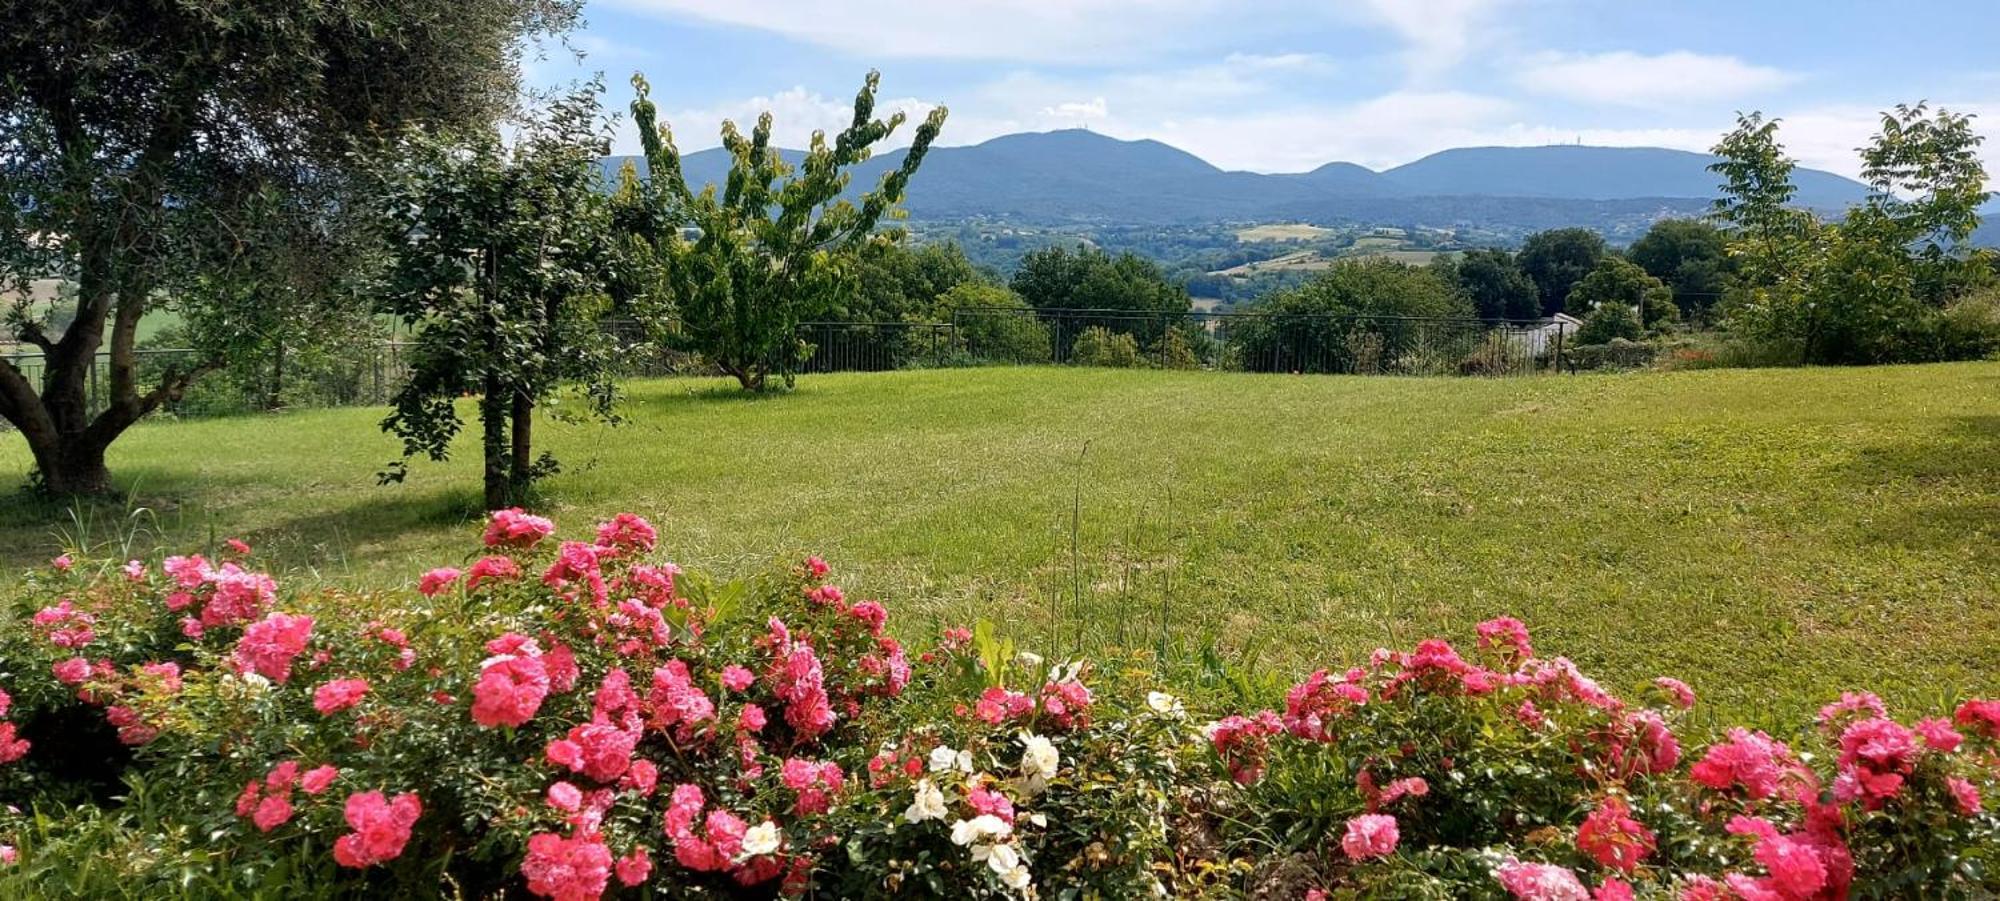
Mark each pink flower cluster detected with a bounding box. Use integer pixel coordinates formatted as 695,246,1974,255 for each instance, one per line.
1282,668,1368,741
662,784,781,885
765,618,835,739
781,757,845,815
0,686,28,765
1690,728,1811,801
161,554,278,637
593,513,658,555
313,678,370,716
234,760,339,833
1340,813,1399,860
472,633,552,728
522,831,614,900
31,599,95,648
1721,811,1855,900
546,718,640,784
1204,711,1283,785
231,612,315,682
331,790,422,868
1574,796,1654,874
484,507,556,548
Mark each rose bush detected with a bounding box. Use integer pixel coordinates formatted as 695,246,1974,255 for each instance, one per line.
0,514,1994,898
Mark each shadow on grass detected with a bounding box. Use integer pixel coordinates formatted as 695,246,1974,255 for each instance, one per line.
622,380,807,413
0,465,281,569
0,472,484,575
1840,414,1999,550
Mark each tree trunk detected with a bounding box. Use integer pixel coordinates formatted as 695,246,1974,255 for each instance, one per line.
509,389,533,503
268,340,286,412
480,369,510,511
42,437,115,496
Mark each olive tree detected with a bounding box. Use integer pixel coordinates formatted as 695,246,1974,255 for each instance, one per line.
0,0,580,494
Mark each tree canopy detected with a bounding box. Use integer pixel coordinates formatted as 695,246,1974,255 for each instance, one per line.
0,0,581,493
1568,257,1678,331
1712,106,1996,364
615,71,947,392
1445,249,1541,320
374,89,621,510
1627,219,1731,321
1517,228,1608,316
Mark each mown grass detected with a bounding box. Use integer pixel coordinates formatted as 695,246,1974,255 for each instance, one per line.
3,363,1996,726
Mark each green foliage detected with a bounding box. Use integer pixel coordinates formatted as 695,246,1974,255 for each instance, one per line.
1012,246,1188,314
928,284,1052,364
844,241,991,323
1574,302,1644,345
1517,229,1608,316
373,88,622,509
1070,327,1144,368
1445,249,1540,320
1227,258,1474,373
1152,327,1203,370
0,0,579,494
1627,219,1732,321
618,71,948,392
1568,257,1677,331
5,548,1998,897
1712,105,1996,365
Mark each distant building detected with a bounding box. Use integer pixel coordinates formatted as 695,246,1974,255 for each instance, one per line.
1515,313,1581,356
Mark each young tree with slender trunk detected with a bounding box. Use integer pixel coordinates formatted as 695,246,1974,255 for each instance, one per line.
617,71,947,391
375,89,621,511
0,0,580,494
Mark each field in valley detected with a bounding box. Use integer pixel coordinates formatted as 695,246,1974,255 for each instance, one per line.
2,363,1995,726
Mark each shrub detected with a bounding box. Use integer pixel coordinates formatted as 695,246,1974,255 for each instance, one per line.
1152,327,1203,370
927,284,1053,365
1575,302,1644,345
1915,290,2000,362
1069,327,1144,368
1,525,1995,898
1229,259,1474,374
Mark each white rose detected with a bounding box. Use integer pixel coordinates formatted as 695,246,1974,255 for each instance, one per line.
1018,733,1059,794
984,842,1021,875
902,779,949,824
1001,862,1033,890
1015,651,1043,668
739,821,781,857
1146,691,1185,716
929,745,973,774
950,814,1013,846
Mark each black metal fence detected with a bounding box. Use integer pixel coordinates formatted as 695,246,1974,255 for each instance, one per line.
920,307,1568,376
2,309,1565,429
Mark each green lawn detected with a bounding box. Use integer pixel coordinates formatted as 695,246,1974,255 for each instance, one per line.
3,364,1996,725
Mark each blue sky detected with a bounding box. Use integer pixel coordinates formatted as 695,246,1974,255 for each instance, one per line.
526,1,2000,179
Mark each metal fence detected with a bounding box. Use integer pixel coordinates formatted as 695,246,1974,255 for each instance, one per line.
2,310,1566,429
934,307,1569,376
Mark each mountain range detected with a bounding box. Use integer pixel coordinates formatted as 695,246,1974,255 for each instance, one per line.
603,129,1900,238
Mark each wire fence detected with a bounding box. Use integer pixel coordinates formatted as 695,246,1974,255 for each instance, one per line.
3,310,1567,428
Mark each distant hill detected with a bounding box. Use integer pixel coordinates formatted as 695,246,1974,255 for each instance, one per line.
601,129,1887,237
1381,145,1870,208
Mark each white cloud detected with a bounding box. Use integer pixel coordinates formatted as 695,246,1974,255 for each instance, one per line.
603,0,1234,63
1222,52,1337,73
1352,0,1515,81
1038,98,1110,121
1515,51,1799,108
